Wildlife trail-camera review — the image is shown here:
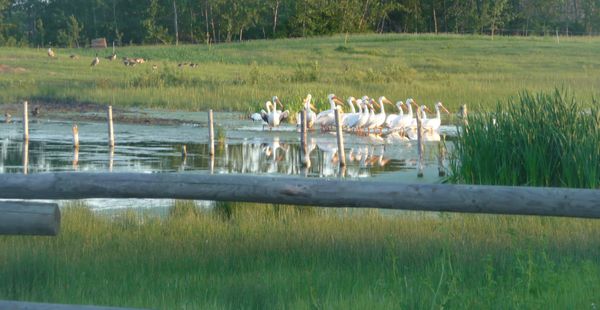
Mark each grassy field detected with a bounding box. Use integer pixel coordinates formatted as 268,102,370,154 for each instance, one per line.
1,201,599,309
1,34,600,114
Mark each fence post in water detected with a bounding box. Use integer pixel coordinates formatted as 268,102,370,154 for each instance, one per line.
181,145,187,158
72,124,79,149
107,106,115,148
301,108,309,167
22,101,29,141
438,138,446,177
208,110,215,156
73,147,79,170
334,107,346,167
460,104,468,127
22,141,28,175
416,106,424,178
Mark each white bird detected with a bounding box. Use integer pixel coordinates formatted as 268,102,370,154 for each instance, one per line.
342,97,361,130
296,94,317,128
424,101,450,131
47,48,55,58
264,99,289,130
315,94,344,130
385,101,404,128
249,112,264,122
366,96,393,134
353,99,370,133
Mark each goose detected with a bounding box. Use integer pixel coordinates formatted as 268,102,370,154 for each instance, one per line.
47,48,55,58
424,102,450,131
296,94,317,128
3,112,11,123
69,54,78,60
31,106,40,117
90,54,100,67
315,94,344,130
106,53,117,61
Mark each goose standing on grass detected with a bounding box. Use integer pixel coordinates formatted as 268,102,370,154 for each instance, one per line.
90,54,100,67
47,48,55,58
315,94,344,130
424,101,450,131
296,94,317,128
106,53,117,61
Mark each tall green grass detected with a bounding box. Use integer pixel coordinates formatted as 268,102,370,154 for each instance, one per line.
0,201,599,308
450,89,600,188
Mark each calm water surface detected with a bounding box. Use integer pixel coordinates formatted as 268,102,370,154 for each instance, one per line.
0,111,456,211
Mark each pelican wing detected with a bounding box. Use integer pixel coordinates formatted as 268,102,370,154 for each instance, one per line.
279,110,290,122
260,110,269,123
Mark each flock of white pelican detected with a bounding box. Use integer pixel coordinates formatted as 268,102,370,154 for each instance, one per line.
251,93,450,139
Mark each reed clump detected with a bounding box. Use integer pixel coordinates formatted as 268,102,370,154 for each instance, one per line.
450,89,600,188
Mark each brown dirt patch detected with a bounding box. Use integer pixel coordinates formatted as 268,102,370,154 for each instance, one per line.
0,64,27,73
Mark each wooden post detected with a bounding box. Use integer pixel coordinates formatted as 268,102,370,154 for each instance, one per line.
208,109,214,156
22,141,28,175
334,107,346,167
73,147,79,170
301,108,309,167
22,101,28,141
181,145,187,158
72,124,79,149
416,106,424,178
556,28,560,44
0,201,60,236
107,106,115,148
460,104,468,127
438,138,446,177
108,147,114,172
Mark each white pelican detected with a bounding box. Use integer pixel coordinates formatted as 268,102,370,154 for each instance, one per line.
342,97,361,130
314,94,344,130
403,98,416,128
353,99,370,133
363,101,376,134
366,96,393,133
385,101,404,128
296,94,317,128
271,96,290,126
47,48,55,58
424,102,449,131
249,112,264,122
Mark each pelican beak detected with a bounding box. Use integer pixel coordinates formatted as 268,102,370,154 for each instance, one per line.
383,98,393,105
425,106,433,113
441,105,450,114
333,97,344,106
310,103,317,111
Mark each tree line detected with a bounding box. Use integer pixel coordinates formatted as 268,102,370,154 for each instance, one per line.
1,0,599,47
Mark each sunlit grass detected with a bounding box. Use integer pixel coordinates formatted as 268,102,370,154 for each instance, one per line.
450,89,600,188
1,34,600,114
0,201,598,308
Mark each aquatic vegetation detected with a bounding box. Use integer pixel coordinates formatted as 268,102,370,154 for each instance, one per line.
450,89,600,188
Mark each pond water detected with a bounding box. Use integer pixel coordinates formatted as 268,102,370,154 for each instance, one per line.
0,111,456,211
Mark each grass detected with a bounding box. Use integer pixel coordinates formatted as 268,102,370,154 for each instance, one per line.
450,89,600,188
1,34,600,114
0,201,599,309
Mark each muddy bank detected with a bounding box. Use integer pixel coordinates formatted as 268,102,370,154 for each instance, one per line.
0,100,239,126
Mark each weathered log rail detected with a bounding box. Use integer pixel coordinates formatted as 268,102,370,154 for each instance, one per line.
1,172,599,219
0,201,60,235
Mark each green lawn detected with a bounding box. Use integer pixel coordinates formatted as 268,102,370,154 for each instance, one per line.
1,34,599,113
1,202,599,309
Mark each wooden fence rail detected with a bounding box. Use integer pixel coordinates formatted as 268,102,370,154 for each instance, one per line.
1,173,599,218
0,201,60,235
